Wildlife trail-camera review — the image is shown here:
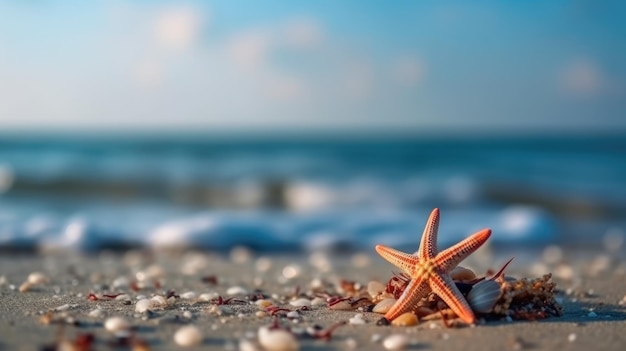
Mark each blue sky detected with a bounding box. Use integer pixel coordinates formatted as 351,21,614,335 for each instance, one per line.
0,0,625,133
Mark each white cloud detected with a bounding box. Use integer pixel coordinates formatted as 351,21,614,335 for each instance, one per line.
227,30,272,70
154,6,205,51
559,58,603,97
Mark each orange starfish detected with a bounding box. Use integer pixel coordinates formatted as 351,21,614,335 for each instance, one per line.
375,208,491,324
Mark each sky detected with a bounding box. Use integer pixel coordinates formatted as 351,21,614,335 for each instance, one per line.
0,0,625,134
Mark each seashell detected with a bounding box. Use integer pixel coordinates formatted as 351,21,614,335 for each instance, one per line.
227,286,249,296
289,298,311,307
180,291,197,299
104,317,130,333
256,299,273,308
349,313,366,325
151,295,167,306
199,292,219,301
258,326,299,351
467,279,502,313
27,272,49,285
449,266,476,281
391,312,418,327
311,297,326,306
328,299,352,310
367,281,386,298
174,325,203,347
372,298,397,314
135,299,153,313
383,334,410,350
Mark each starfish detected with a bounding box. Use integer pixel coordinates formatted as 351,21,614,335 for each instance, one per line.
375,208,491,324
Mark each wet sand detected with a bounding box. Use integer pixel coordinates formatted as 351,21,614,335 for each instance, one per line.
0,247,625,351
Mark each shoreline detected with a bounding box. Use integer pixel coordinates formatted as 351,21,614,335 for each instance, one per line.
1,248,625,350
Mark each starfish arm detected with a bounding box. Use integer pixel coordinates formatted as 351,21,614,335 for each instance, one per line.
429,273,476,324
384,277,430,321
418,208,440,259
435,228,491,272
375,245,419,275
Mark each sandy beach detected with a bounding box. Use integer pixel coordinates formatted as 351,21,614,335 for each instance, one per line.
1,246,625,351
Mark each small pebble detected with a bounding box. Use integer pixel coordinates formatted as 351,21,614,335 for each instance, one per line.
258,326,299,351
383,334,410,350
286,311,300,319
281,265,301,280
255,311,267,318
568,333,577,342
391,312,418,327
135,299,153,313
104,317,130,333
227,286,249,296
199,292,219,301
151,295,167,305
183,311,193,319
311,297,326,306
349,314,366,325
256,299,273,308
88,308,103,318
371,334,382,343
180,291,197,299
367,281,386,298
115,294,131,301
174,325,203,347
289,298,311,307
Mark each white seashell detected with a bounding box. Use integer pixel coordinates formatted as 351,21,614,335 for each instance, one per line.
151,295,167,305
383,334,410,350
180,291,197,299
289,298,311,307
27,272,49,285
286,311,300,318
104,317,130,333
467,280,502,313
227,286,249,296
349,313,366,325
367,281,386,298
199,292,219,301
135,299,153,313
328,300,352,310
258,326,299,351
239,338,262,351
174,325,203,347
115,294,131,301
372,298,397,314
311,297,326,306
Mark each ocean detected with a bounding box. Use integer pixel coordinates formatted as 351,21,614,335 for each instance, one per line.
0,133,624,252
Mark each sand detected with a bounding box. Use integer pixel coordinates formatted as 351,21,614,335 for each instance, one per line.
0,247,625,351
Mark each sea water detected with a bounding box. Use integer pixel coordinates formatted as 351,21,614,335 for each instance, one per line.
0,134,624,252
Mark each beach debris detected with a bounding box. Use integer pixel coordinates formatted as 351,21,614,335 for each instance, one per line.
375,208,492,324
390,312,418,327
104,317,130,333
373,298,398,314
258,326,299,351
19,271,49,292
135,299,154,313
227,286,249,296
289,298,311,307
492,274,562,320
467,280,502,313
174,325,203,347
382,334,410,350
348,313,366,325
